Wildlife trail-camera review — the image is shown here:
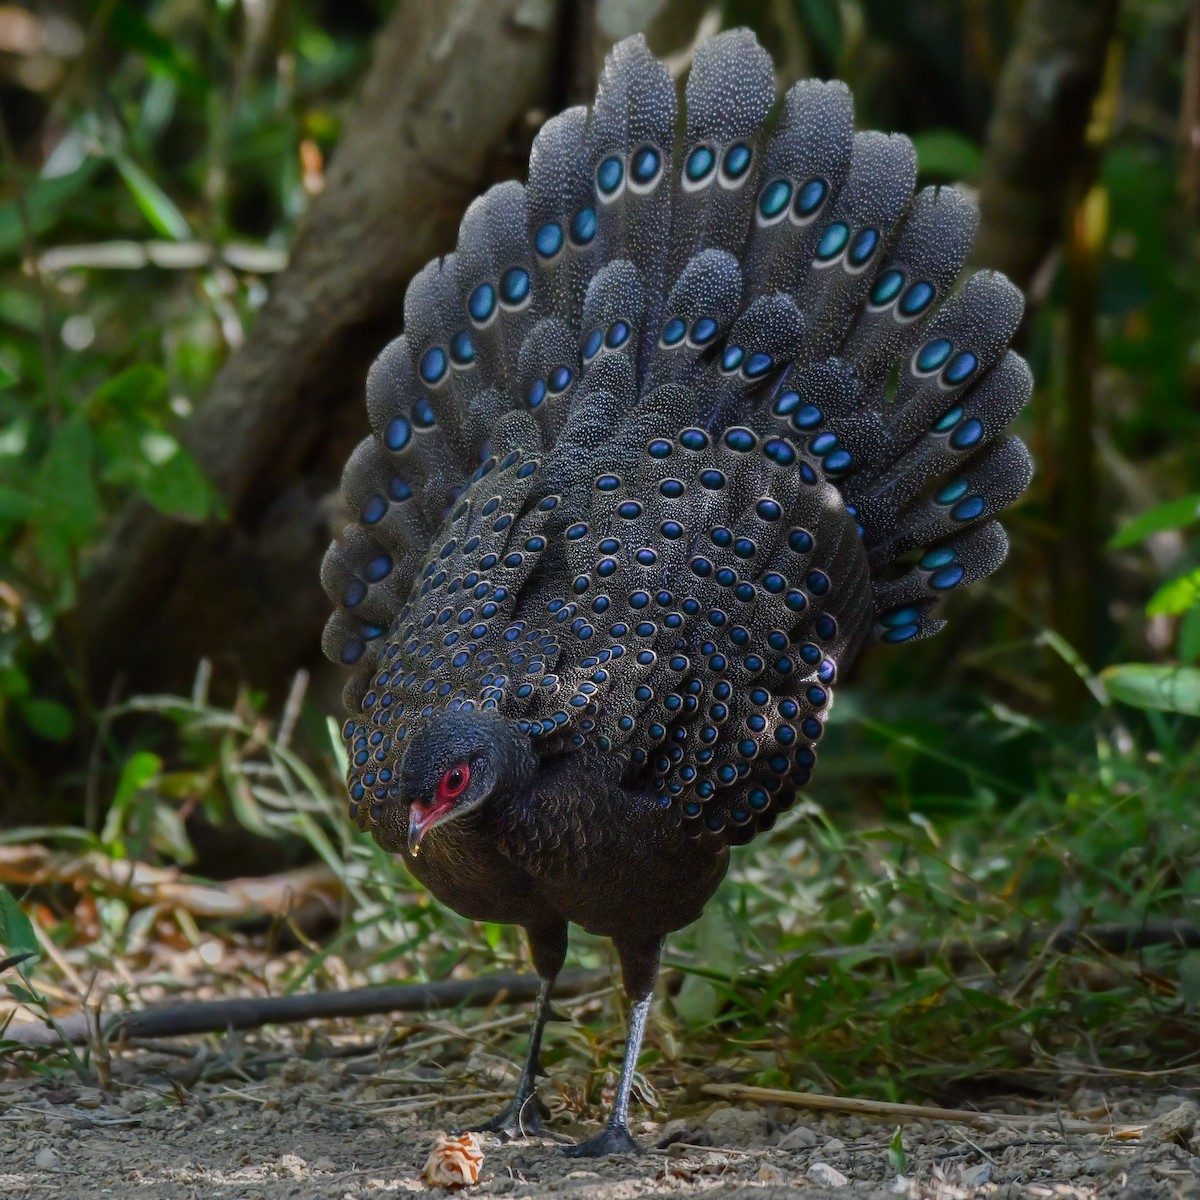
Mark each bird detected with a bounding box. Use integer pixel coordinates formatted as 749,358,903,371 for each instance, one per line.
320,27,1032,1156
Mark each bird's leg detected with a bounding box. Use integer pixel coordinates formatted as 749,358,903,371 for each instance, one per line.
565,934,662,1157
472,976,565,1141
471,921,569,1142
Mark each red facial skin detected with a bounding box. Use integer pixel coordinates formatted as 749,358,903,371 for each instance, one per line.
407,763,471,854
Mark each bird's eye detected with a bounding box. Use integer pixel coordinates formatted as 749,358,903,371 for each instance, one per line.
437,762,471,802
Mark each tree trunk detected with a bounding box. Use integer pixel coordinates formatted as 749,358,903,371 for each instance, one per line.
974,0,1120,290
80,0,564,701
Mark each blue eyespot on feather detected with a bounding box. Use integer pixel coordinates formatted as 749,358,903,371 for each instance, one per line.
871,270,904,306
915,338,953,373
944,351,978,385
597,155,624,196
468,283,496,322
847,228,879,268
419,347,446,384
385,416,411,451
816,223,849,261
759,179,791,219
571,207,597,245
535,221,563,258
899,281,935,317
685,145,715,183
722,143,752,180
793,177,827,217
661,317,686,346
630,145,661,186
500,267,530,306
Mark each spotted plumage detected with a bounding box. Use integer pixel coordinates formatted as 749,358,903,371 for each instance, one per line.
320,29,1032,1155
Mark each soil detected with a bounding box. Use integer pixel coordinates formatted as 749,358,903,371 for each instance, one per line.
2,1040,1198,1200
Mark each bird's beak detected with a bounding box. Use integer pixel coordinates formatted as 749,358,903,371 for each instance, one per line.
406,799,450,855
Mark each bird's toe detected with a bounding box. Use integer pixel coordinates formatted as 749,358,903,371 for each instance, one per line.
562,1124,639,1157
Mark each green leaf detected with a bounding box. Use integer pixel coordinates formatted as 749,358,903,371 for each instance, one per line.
113,154,192,241
152,802,195,864
1147,567,1200,617
0,887,37,962
1110,494,1200,549
1100,663,1200,716
0,158,102,260
913,130,984,181
1179,605,1200,663
1180,953,1200,1010
36,414,99,545
888,1126,907,1174
18,698,75,741
798,0,844,63
102,751,162,847
87,363,168,420
110,3,210,101
0,486,35,523
133,443,218,519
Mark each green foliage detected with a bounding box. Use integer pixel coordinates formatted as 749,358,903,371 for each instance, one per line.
0,0,374,769
0,0,1198,1108
1101,662,1200,716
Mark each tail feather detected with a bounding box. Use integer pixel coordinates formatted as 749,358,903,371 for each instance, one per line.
741,79,855,297
795,131,918,362
587,35,675,337
527,107,595,327
839,185,978,383
517,317,581,442
645,249,743,393
454,182,537,396
324,27,1034,690
579,259,646,389
669,29,776,279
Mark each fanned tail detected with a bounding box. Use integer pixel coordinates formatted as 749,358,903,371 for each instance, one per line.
324,28,1033,819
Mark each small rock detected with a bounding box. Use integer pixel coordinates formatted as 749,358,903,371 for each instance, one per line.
961,1162,993,1187
278,1154,307,1178
757,1164,788,1184
703,1105,770,1146
819,1136,846,1156
807,1161,849,1188
1082,1153,1121,1177
1143,1101,1200,1147
657,1118,692,1145
313,1156,336,1172
34,1148,61,1171
777,1124,819,1150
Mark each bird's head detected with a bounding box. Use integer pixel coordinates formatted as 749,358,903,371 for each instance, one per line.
391,710,537,856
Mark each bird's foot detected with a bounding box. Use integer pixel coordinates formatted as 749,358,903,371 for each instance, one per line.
469,1093,569,1144
563,1122,639,1157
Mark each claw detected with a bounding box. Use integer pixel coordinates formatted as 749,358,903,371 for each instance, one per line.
562,1123,640,1157
468,1093,570,1143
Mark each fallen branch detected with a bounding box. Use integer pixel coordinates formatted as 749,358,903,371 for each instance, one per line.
0,845,342,923
8,843,1192,969
6,967,610,1048
7,917,1196,1049
813,919,1200,969
699,1083,1146,1139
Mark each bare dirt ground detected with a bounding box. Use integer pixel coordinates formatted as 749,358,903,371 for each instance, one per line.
2,1043,1198,1200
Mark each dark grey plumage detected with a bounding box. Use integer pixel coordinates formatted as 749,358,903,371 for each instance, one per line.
320,28,1033,1155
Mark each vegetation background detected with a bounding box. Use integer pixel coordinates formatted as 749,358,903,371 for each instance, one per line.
0,0,1198,1107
